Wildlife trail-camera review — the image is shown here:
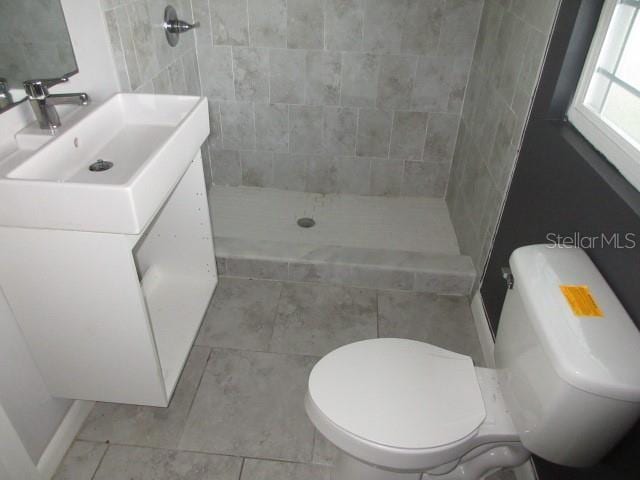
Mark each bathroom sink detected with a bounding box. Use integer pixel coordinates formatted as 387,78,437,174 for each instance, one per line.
0,93,209,233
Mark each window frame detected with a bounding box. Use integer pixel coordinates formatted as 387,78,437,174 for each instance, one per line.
568,0,640,192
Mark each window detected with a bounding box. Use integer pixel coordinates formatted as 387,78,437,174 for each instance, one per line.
568,0,640,191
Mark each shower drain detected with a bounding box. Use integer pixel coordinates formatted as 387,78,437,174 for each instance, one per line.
297,217,316,228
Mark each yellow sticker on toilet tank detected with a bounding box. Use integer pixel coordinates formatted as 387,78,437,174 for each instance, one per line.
560,285,604,317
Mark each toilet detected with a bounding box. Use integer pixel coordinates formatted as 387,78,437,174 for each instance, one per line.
305,245,640,480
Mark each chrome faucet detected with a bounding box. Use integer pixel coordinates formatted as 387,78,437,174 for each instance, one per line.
23,76,90,130
0,78,13,110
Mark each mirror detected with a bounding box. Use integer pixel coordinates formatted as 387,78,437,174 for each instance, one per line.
0,0,78,112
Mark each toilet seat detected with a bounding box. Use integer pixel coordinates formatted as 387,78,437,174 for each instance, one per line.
306,338,487,470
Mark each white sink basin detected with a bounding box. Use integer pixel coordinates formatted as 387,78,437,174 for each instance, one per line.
0,93,209,234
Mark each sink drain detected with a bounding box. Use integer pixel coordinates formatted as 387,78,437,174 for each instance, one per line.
297,217,316,228
89,159,113,172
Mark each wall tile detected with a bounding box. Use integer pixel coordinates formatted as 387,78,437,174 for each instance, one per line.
363,0,409,53
220,103,256,150
248,0,287,47
290,105,324,154
325,0,364,52
200,46,235,101
212,150,242,186
128,1,158,81
288,0,324,49
411,55,452,112
113,6,141,91
402,161,449,197
496,13,529,105
208,101,223,150
336,157,371,195
401,0,443,55
340,53,380,107
447,56,472,114
389,112,428,160
370,158,404,196
182,51,201,95
377,55,417,110
104,8,131,91
152,68,172,94
424,113,460,163
168,60,187,94
233,47,269,102
241,151,274,187
306,51,342,106
323,107,357,156
255,104,289,153
438,0,484,58
306,155,338,194
211,0,249,46
356,109,392,158
270,49,306,104
273,154,307,191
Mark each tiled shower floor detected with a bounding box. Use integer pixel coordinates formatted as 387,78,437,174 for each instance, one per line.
54,278,513,480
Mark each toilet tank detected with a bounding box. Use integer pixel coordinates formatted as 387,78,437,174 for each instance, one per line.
494,245,640,467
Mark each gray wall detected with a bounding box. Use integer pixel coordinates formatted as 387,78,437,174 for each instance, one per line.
446,0,560,278
194,0,483,196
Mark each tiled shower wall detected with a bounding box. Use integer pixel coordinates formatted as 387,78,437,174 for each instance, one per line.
194,0,483,196
446,0,560,277
100,0,213,185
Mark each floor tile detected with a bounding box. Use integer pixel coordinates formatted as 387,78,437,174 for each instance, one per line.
269,283,378,356
378,291,484,365
52,441,107,480
179,348,316,462
93,445,242,480
241,458,331,480
78,346,209,449
311,430,338,466
195,278,282,350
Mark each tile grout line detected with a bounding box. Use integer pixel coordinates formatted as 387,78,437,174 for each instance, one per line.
237,457,246,480
89,442,111,480
177,346,213,448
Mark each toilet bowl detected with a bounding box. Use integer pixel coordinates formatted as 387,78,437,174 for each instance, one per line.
305,246,640,480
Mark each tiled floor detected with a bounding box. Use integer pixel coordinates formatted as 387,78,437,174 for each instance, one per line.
56,277,512,480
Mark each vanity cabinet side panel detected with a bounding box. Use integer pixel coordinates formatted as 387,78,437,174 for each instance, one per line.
0,228,167,406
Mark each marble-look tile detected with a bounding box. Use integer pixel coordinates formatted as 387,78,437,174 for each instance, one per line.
448,57,472,114
325,0,364,51
199,46,235,101
208,100,223,150
411,55,452,112
389,112,428,160
180,349,316,461
212,149,242,186
323,107,357,156
93,445,242,480
287,0,324,49
220,103,256,150
201,144,213,189
273,154,307,191
401,0,443,54
511,0,559,33
402,161,449,197
78,347,209,448
424,113,460,163
290,105,324,154
306,51,342,106
233,47,269,102
496,13,529,106
378,290,483,365
255,104,289,153
363,0,408,53
305,155,338,194
356,109,392,158
351,265,414,290
216,256,227,275
241,151,274,187
211,0,249,46
195,278,281,350
288,262,353,286
340,53,380,108
52,441,107,480
168,60,187,95
225,257,290,281
128,1,158,82
152,68,172,94
270,49,306,104
104,9,132,92
370,158,403,196
182,51,201,95
248,0,287,47
270,283,377,356
414,271,474,296
336,157,370,195
113,6,141,91
377,55,417,110
312,430,339,466
241,458,331,480
438,0,483,58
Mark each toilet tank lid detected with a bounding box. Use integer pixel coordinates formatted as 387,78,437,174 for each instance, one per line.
510,245,640,402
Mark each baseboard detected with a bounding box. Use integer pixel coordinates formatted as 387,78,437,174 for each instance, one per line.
36,400,94,479
470,291,538,480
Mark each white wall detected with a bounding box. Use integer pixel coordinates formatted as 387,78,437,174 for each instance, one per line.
0,0,118,471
